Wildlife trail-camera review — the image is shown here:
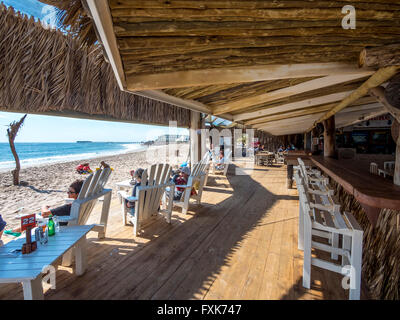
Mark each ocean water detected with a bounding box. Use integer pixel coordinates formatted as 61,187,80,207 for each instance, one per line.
0,142,144,171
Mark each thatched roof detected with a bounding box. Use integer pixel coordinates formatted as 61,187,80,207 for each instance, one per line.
49,0,400,136
0,4,191,128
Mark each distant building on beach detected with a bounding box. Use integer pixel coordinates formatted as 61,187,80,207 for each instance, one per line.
155,134,189,144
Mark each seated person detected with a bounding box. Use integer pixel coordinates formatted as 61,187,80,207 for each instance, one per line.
170,166,181,184
277,145,284,153
215,150,225,170
76,163,92,175
173,166,196,201
126,168,144,216
4,179,84,236
41,180,84,222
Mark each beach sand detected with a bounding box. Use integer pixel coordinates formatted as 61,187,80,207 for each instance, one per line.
0,143,189,230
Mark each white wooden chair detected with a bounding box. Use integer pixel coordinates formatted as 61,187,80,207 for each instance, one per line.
200,152,212,186
379,161,396,178
61,166,112,266
170,161,207,214
62,166,112,237
296,174,363,300
213,150,232,176
118,163,174,236
275,151,285,164
294,171,338,255
370,162,378,175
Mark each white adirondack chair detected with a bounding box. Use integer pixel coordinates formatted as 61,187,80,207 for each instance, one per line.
213,150,232,176
200,152,211,186
297,180,363,300
61,166,112,266
118,163,174,236
171,161,207,214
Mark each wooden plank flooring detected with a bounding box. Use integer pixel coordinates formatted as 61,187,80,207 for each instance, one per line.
0,162,371,300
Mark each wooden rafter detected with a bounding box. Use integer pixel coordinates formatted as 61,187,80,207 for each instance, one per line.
126,63,373,92
308,66,400,132
212,72,373,115
244,102,382,126
235,90,354,122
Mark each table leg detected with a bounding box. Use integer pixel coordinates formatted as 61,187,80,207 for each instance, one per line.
22,276,44,300
287,164,294,189
75,236,87,276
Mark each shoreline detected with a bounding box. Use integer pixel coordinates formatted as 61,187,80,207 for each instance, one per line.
0,142,146,173
0,143,189,229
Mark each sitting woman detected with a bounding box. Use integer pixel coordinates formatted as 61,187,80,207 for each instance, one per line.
173,166,196,201
4,179,84,236
41,179,84,221
125,168,145,216
215,150,225,170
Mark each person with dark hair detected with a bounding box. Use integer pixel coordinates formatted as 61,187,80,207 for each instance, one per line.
4,179,85,236
41,179,84,219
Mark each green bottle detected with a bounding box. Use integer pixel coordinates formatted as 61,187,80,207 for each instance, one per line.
48,214,55,236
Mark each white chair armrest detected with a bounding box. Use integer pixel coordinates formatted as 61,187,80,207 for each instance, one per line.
176,184,191,189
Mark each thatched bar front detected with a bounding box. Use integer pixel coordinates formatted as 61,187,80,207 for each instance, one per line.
0,5,191,128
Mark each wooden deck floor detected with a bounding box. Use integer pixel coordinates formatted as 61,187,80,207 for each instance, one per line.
0,162,370,300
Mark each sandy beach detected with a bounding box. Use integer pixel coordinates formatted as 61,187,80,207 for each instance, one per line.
0,143,189,230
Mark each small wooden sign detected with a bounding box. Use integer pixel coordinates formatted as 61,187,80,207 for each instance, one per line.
20,214,37,254
20,214,36,232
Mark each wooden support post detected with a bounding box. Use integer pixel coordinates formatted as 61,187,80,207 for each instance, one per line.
283,135,288,148
190,111,201,166
287,164,294,189
392,120,400,186
323,116,336,158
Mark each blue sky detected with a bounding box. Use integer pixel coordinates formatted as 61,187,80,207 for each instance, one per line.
0,0,189,142
0,112,188,143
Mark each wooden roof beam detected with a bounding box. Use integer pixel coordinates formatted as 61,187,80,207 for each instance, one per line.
245,102,382,126
213,71,373,115
135,89,214,115
307,66,400,132
86,0,126,91
369,86,400,123
336,109,388,128
254,114,323,130
126,63,373,92
240,90,354,124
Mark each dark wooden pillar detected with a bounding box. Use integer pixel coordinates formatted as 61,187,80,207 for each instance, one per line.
392,120,400,186
323,116,336,158
283,135,288,147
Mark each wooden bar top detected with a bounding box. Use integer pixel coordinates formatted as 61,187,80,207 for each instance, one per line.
310,156,400,211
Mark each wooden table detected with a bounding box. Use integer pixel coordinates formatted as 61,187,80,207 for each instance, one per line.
0,225,94,300
116,179,136,191
311,156,400,226
284,155,313,189
255,152,274,166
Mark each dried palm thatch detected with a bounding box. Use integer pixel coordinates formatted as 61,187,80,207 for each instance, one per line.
331,180,400,300
39,0,97,47
0,5,191,128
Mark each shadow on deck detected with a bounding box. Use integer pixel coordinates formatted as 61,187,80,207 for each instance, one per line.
0,162,371,300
